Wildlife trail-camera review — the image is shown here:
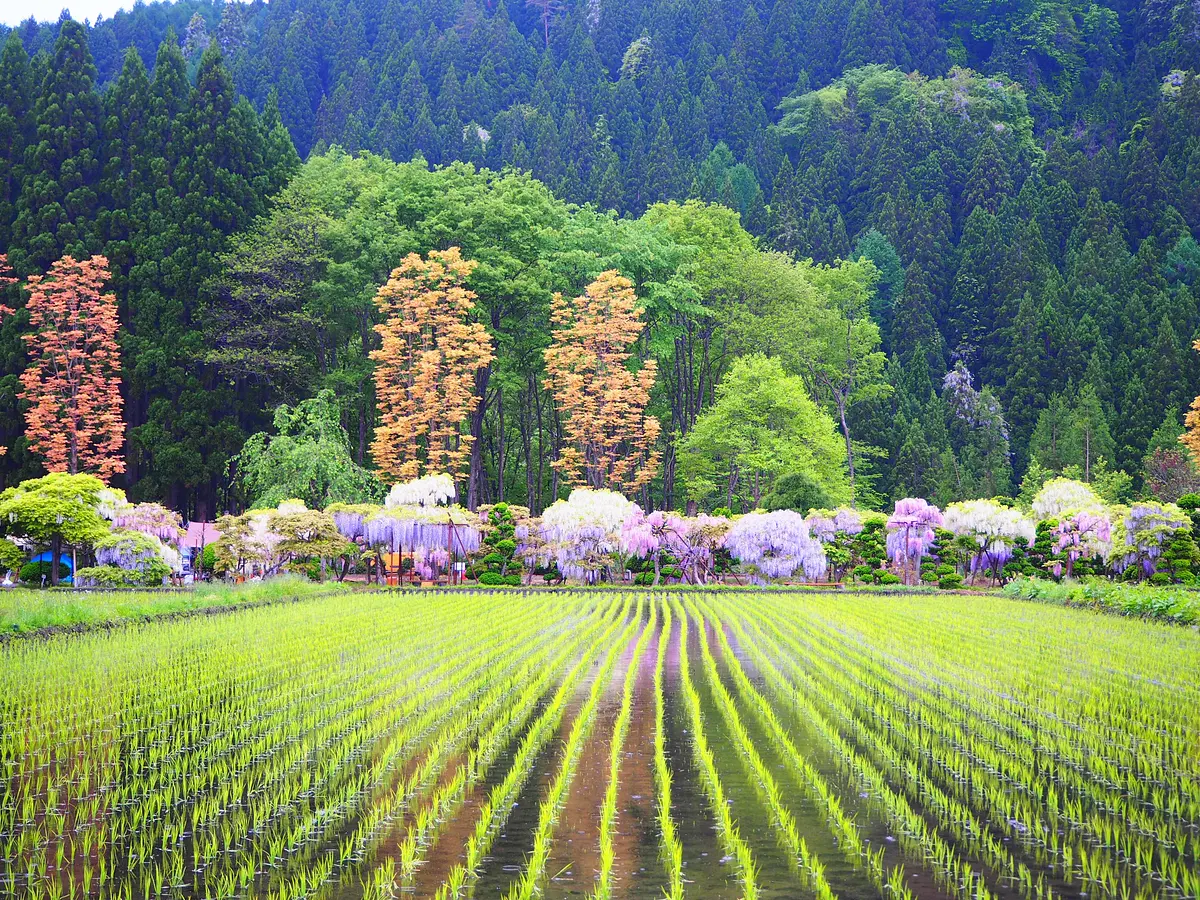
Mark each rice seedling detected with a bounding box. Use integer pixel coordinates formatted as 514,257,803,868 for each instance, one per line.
592,600,657,900
652,601,685,900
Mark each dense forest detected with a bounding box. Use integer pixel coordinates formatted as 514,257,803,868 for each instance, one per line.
1,0,1200,517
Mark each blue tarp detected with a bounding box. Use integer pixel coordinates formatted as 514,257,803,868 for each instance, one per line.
29,552,73,584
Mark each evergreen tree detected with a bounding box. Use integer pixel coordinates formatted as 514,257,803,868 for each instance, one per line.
961,136,1013,216
13,20,104,269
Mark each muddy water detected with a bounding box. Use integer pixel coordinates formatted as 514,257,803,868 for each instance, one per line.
541,619,665,899
661,608,741,899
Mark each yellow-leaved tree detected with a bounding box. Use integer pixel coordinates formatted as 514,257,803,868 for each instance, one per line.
543,270,660,494
370,248,494,482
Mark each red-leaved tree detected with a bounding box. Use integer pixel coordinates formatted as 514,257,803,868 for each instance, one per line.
19,255,126,481
0,255,15,458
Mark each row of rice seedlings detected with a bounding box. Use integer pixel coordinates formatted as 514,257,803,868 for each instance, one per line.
652,602,684,900
366,596,622,893
772,599,1175,898
756,593,1194,899
3,590,479,875
453,596,636,894
791,594,1194,824
674,602,759,900
321,624,572,892
692,595,900,899
179,597,547,899
0,592,568,900
749,599,1066,900
504,599,648,900
680,598,840,900
714,596,1005,900
592,600,659,899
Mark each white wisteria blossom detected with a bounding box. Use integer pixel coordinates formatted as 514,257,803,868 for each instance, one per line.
386,473,457,509
1032,477,1105,520
943,499,1035,583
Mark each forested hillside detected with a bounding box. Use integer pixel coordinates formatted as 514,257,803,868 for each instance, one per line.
1,0,1200,516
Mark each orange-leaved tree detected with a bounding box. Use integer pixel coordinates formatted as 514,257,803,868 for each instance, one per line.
1182,338,1200,462
20,255,126,481
0,255,15,457
370,247,495,482
543,269,661,494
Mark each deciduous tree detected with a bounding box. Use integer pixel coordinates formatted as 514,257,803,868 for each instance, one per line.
544,270,661,495
19,255,125,481
370,248,495,483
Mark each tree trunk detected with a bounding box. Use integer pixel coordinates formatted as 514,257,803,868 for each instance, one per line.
50,534,61,586
837,395,856,506
466,364,492,510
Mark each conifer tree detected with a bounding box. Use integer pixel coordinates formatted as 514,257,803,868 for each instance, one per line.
13,20,103,269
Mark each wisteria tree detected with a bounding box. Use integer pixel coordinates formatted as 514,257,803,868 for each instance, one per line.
620,508,682,585
112,502,185,546
943,499,1035,585
81,530,178,586
1032,477,1104,521
724,510,827,583
1108,502,1188,579
537,488,638,583
1048,510,1112,579
808,506,864,582
885,498,943,585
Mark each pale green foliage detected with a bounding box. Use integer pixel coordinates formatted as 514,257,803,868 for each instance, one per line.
232,390,382,510
680,355,850,511
0,473,110,547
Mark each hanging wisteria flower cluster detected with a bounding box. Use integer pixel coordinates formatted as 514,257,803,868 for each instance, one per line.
1049,510,1112,579
805,506,863,542
112,502,185,545
1032,478,1105,521
95,531,180,577
539,489,637,583
723,510,827,583
386,473,456,508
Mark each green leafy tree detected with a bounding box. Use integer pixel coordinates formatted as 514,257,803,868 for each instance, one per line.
231,390,382,511
679,354,850,511
0,473,109,585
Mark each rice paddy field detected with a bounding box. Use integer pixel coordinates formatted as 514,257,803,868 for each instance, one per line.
1,590,1198,900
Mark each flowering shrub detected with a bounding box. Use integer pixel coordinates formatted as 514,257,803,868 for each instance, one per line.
723,510,826,582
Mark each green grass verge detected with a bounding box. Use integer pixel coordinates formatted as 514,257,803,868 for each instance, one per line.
0,576,350,635
1003,576,1200,625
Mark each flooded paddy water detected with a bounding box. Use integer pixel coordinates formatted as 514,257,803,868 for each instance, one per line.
2,589,1197,900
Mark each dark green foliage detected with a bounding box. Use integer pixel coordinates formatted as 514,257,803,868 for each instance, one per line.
476,502,523,583
762,472,833,515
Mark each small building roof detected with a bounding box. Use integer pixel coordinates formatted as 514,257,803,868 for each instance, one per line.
182,522,222,549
